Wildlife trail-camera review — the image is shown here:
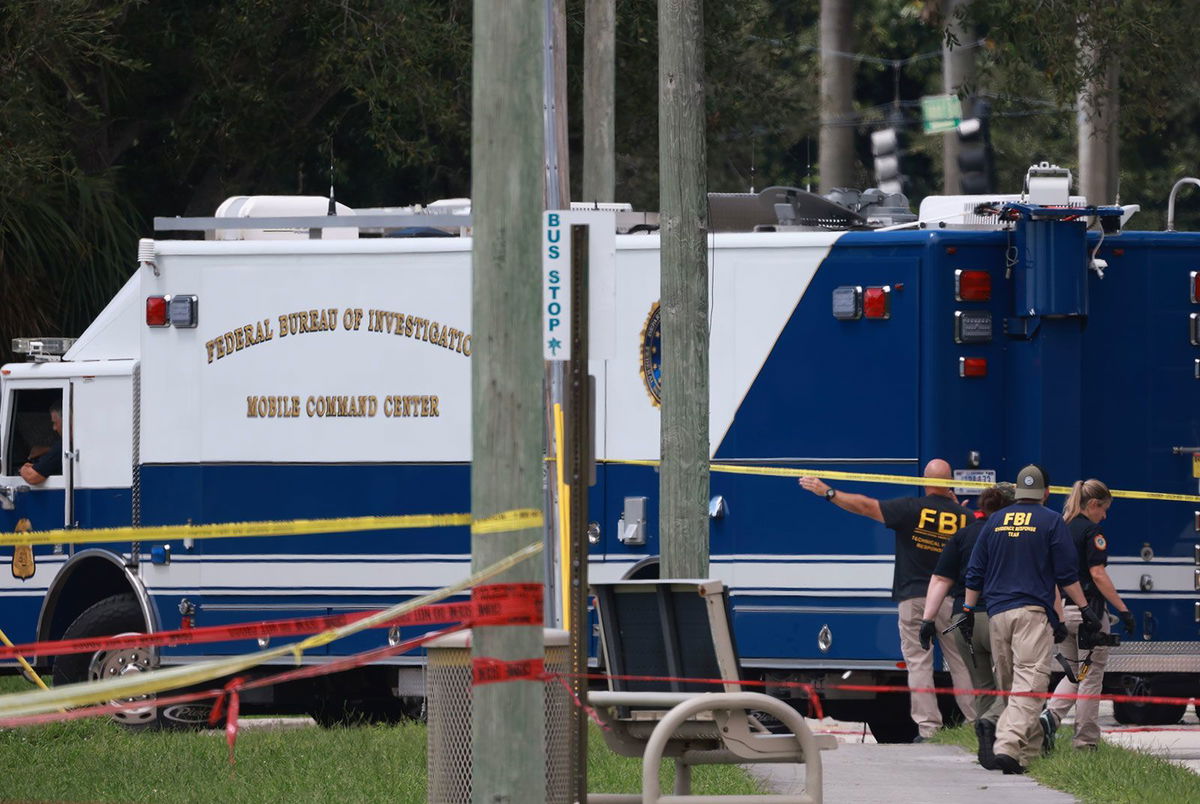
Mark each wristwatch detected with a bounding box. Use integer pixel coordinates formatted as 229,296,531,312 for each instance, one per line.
824,488,837,502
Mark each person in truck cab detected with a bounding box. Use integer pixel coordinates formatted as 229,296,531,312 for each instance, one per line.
19,404,62,485
798,459,977,740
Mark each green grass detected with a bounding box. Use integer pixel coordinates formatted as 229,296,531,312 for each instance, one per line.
588,724,766,797
932,722,1200,804
0,675,762,802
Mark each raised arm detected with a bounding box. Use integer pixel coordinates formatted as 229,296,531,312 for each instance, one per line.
797,477,883,522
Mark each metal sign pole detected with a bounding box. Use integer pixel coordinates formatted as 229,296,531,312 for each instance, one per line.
567,224,592,803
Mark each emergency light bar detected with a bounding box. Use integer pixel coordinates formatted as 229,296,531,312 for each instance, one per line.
11,337,76,360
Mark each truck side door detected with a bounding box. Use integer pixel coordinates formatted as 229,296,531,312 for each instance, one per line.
1,380,71,532
0,379,70,647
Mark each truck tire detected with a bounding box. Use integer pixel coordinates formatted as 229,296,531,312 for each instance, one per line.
1111,676,1187,726
52,594,214,731
866,714,919,744
865,693,918,743
308,696,423,728
1112,699,1186,726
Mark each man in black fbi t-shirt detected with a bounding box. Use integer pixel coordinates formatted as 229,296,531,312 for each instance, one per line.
799,459,977,739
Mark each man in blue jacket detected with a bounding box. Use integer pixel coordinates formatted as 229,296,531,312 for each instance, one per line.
961,464,1098,774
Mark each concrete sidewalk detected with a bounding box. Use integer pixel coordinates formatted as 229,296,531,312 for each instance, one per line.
746,742,1078,803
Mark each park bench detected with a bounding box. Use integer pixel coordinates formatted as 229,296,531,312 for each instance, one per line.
587,579,835,804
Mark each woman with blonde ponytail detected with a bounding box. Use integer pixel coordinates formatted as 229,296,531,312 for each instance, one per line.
1041,478,1135,751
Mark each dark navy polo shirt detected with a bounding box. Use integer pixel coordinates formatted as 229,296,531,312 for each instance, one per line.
964,501,1078,618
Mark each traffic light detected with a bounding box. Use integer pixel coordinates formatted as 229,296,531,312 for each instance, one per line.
870,127,906,196
957,101,995,195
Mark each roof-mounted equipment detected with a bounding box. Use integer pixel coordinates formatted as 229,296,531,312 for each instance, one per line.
12,337,76,362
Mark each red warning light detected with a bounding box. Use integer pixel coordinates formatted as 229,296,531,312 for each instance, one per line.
146,296,168,327
955,270,991,302
863,286,891,319
959,357,987,378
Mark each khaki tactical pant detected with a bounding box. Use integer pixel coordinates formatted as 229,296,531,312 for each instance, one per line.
990,605,1053,766
1046,605,1110,748
898,596,979,737
955,610,1005,725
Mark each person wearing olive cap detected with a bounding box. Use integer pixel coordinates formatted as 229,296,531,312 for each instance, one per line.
961,464,1099,774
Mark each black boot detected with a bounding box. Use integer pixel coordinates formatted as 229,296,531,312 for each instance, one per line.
975,719,997,768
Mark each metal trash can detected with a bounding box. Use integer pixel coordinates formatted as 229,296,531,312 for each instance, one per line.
426,628,571,803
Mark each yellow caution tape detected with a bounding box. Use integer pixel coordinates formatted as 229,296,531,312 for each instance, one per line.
0,541,543,719
611,459,1200,503
470,508,544,535
0,626,50,692
0,512,470,548
0,508,545,548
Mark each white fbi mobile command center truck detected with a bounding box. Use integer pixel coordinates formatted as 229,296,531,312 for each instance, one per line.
3,169,1200,736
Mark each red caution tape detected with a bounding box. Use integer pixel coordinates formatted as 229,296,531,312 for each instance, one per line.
547,672,609,730
471,583,544,626
0,623,467,736
209,676,245,765
0,591,541,662
472,657,546,686
225,688,240,765
797,682,824,720
578,672,1200,711
0,686,224,728
823,681,1200,708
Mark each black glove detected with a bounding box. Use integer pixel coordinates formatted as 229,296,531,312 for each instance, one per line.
1053,620,1068,643
1119,609,1136,635
919,619,936,650
1080,605,1103,633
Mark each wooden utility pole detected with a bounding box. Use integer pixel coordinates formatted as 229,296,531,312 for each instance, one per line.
470,0,545,801
1078,56,1120,205
583,0,616,203
941,0,976,193
658,0,709,579
819,0,855,192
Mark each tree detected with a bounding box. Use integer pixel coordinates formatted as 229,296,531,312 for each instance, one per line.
0,0,475,362
819,0,856,191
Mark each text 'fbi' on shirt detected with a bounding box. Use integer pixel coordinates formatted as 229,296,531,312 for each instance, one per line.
912,507,969,552
995,510,1038,535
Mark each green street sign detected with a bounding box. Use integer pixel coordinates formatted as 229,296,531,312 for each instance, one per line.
921,94,963,134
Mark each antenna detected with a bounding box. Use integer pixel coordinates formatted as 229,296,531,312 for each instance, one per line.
749,137,756,194
327,142,336,216
805,137,812,193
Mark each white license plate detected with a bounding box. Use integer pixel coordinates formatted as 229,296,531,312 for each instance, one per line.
953,469,996,496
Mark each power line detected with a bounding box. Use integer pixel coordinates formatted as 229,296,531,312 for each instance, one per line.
787,38,988,68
